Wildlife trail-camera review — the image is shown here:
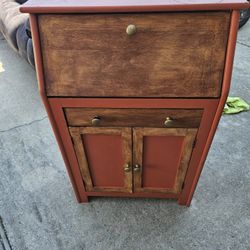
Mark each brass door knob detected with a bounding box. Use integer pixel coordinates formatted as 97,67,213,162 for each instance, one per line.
91,116,101,126
133,164,141,172
164,117,173,126
126,24,137,36
124,164,131,172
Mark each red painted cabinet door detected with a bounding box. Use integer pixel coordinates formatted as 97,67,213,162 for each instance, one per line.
133,128,197,194
69,127,132,193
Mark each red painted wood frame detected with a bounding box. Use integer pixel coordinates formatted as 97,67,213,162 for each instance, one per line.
29,10,240,206
21,0,249,13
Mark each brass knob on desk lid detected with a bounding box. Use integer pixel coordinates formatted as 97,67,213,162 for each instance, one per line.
164,117,173,126
124,164,131,172
91,116,101,126
126,24,137,36
133,164,141,172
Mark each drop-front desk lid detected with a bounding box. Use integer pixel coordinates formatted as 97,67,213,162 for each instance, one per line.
20,0,249,13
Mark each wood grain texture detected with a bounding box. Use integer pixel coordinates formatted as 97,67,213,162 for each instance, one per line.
69,127,94,191
64,108,203,128
70,127,132,192
39,12,230,98
133,128,197,194
20,0,249,13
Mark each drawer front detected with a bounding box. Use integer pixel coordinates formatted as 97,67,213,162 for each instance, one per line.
64,108,203,128
39,12,230,98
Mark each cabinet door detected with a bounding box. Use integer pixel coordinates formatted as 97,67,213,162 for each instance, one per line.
133,128,197,194
69,127,132,193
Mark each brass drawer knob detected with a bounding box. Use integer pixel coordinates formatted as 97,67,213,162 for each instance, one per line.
91,116,101,126
126,24,137,36
164,117,173,126
124,164,131,173
133,164,141,172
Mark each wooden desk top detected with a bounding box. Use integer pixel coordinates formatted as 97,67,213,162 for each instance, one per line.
20,0,249,13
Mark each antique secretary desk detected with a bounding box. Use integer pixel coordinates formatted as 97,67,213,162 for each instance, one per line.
21,0,249,206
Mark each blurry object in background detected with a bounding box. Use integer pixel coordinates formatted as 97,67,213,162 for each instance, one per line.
224,97,250,114
239,0,250,28
0,0,34,67
0,62,5,73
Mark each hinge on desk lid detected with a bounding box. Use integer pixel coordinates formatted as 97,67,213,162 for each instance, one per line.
68,128,75,146
70,136,75,146
192,138,197,149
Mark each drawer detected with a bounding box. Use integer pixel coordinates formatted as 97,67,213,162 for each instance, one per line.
64,108,203,128
38,12,230,98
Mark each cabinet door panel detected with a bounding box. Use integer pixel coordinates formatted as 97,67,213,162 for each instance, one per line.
143,136,184,189
70,127,132,193
133,128,197,194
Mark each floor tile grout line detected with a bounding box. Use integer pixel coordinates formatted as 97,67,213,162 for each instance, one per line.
0,116,48,134
0,216,12,250
237,41,250,48
0,239,6,250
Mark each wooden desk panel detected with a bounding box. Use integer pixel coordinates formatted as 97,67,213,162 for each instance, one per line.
39,12,230,97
